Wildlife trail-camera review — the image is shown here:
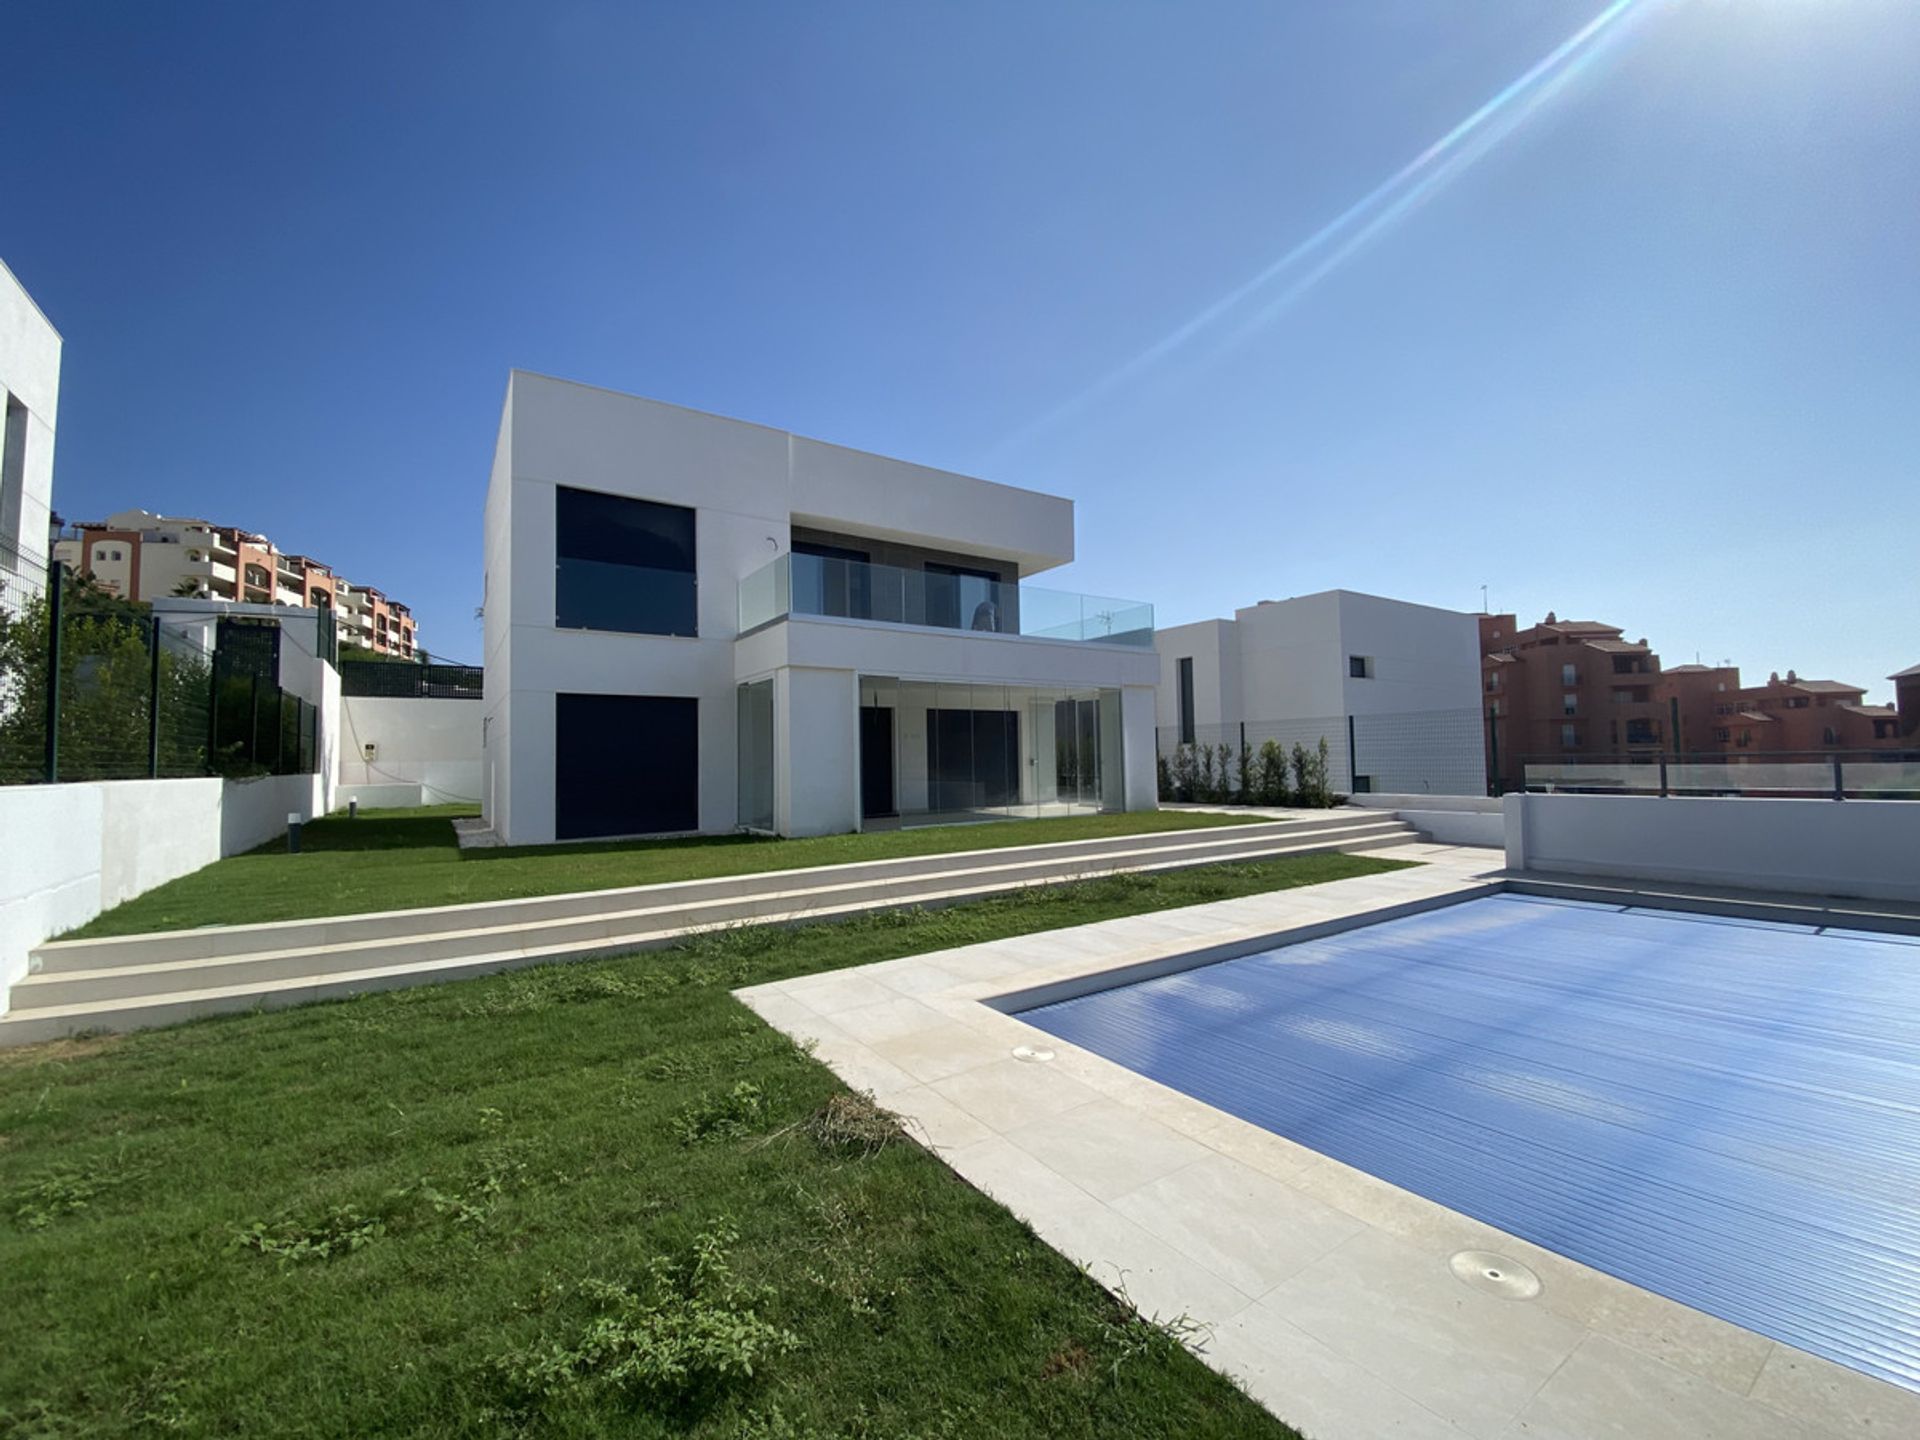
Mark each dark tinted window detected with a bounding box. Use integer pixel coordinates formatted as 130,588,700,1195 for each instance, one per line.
1177,657,1196,744
555,693,698,838
556,486,697,635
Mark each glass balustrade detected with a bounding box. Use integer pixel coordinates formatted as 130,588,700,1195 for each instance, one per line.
737,552,1153,645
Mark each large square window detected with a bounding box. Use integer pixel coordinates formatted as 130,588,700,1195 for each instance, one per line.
555,693,698,838
555,486,697,636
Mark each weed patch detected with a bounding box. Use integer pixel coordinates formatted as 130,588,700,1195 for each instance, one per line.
7,1154,144,1230
490,1222,799,1412
670,1082,770,1146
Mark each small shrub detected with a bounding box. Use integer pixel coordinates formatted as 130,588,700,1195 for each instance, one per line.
1196,744,1216,801
670,1081,769,1145
1213,743,1234,804
1169,743,1199,801
1155,752,1174,802
1236,740,1254,805
490,1221,799,1409
1255,739,1289,806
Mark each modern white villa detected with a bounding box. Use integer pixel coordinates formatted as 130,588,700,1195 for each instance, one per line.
480,372,1160,843
1156,588,1487,796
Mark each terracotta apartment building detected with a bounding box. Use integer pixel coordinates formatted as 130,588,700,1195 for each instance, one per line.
1481,612,1909,792
52,508,417,658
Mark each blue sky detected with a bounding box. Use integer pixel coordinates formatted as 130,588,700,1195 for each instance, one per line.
5,0,1916,694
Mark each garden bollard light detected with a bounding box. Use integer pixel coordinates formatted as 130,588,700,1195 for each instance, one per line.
287,812,303,854
349,798,359,820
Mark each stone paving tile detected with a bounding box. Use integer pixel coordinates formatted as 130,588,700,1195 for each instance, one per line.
868,1022,1013,1085
828,995,953,1044
1205,1298,1471,1440
1111,1152,1365,1298
780,969,903,1016
885,1083,995,1151
1001,1098,1216,1201
927,1056,1104,1133
1499,1335,1821,1440
801,1034,920,1101
1266,1226,1586,1438
1746,1342,1920,1435
869,960,971,998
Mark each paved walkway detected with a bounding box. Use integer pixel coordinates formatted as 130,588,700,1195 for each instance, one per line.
737,843,1916,1439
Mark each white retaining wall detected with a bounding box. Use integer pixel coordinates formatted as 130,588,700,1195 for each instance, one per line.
0,773,323,1009
1504,793,1920,902
336,696,483,808
1348,792,1503,848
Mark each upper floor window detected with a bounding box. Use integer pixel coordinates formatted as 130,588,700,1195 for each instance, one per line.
1562,692,1578,716
1560,723,1578,749
1348,655,1374,679
556,486,697,637
1561,663,1578,686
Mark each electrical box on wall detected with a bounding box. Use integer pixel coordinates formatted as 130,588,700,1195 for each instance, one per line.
362,743,378,761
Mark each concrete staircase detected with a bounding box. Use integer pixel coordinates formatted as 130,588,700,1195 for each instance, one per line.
1,811,1417,1044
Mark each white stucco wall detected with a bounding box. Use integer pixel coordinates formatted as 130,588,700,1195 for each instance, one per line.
1153,590,1486,796
0,773,326,1011
1,258,61,589
1504,794,1920,902
337,696,484,806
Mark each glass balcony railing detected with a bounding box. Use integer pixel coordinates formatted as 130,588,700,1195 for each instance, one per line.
738,553,1154,647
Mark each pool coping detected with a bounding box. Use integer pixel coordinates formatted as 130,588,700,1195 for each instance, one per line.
736,845,1920,1440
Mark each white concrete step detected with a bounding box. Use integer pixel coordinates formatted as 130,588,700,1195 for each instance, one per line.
2,813,1417,1043
16,818,1414,1008
30,815,1376,972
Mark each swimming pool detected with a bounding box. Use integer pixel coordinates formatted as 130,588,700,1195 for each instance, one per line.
1016,892,1920,1392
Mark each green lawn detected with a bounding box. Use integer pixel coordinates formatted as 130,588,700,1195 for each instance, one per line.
0,853,1412,1438
71,806,1271,938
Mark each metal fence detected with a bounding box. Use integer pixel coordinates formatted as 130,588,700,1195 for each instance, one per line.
0,562,321,785
1524,750,1920,800
339,660,483,699
1157,707,1488,801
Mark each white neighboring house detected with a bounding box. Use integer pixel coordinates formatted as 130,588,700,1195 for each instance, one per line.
481,372,1160,843
1156,589,1487,796
0,258,60,614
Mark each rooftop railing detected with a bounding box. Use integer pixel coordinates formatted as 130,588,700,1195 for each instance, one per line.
738,552,1153,647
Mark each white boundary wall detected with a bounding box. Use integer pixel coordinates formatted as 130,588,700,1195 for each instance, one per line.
1504,793,1920,902
1,775,324,1010
336,696,483,807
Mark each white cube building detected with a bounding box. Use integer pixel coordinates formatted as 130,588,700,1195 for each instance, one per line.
0,258,60,613
1156,589,1487,796
481,372,1160,843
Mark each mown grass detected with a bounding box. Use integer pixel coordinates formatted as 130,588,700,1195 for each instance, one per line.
2,852,1408,1438
71,806,1274,938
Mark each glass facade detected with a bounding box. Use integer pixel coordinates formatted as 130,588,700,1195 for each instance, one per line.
857,677,1124,826
739,552,1153,647
555,486,697,636
736,680,774,832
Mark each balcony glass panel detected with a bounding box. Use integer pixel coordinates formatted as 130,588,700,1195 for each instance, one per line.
738,554,1152,646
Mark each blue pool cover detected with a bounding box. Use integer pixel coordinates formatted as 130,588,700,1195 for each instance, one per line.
1017,894,1920,1391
